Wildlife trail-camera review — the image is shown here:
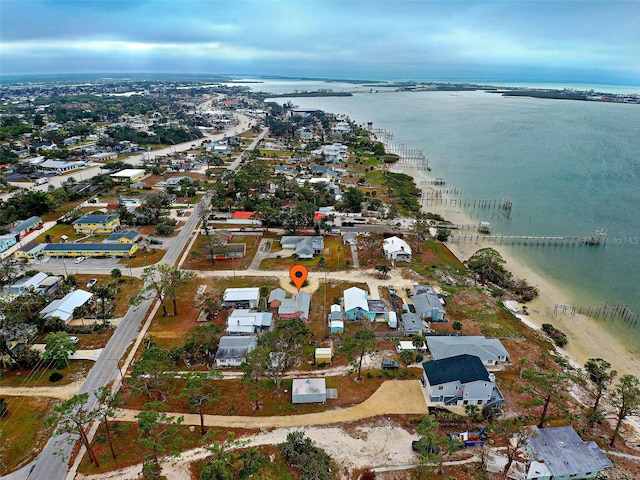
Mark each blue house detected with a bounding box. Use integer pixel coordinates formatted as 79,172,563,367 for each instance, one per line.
343,286,375,321
0,233,18,253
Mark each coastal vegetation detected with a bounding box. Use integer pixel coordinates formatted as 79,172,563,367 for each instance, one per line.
541,323,568,348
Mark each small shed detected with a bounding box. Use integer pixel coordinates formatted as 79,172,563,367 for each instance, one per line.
315,347,333,365
388,311,398,329
330,320,344,334
292,378,327,404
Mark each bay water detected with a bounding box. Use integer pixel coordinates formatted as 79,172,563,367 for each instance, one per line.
250,80,640,355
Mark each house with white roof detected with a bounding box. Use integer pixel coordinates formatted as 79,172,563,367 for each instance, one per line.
226,309,272,335
343,286,374,321
222,287,260,309
39,289,93,325
292,378,327,404
383,236,412,261
3,272,62,297
214,336,257,367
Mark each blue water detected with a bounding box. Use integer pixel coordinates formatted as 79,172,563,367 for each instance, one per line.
255,80,640,353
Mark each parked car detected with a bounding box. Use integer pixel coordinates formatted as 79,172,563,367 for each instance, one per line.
149,239,163,245
86,278,97,288
381,359,399,370
68,336,79,344
74,256,86,264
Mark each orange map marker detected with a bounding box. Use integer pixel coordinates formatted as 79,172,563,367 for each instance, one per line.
290,264,308,292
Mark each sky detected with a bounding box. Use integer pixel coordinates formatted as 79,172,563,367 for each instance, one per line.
1,0,638,85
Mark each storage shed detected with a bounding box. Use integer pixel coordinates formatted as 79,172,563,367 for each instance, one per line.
315,347,333,365
292,378,327,404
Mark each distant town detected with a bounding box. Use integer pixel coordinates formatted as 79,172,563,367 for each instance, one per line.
0,77,638,480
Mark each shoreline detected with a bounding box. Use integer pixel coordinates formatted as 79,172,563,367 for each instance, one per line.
399,165,639,377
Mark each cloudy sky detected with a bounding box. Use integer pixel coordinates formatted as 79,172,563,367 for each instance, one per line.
1,0,638,85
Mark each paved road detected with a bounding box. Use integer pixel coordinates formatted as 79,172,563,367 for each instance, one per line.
7,116,262,480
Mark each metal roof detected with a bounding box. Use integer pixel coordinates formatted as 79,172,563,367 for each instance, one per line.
73,214,119,225
527,426,612,477
426,336,509,363
43,243,134,252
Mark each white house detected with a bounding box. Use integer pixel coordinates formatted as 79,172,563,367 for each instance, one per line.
226,309,272,335
214,336,257,367
292,378,327,404
39,289,93,325
383,236,412,261
343,286,373,321
222,288,260,309
421,354,504,407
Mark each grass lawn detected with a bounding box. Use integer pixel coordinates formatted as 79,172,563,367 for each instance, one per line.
0,360,92,388
0,396,58,475
118,247,165,268
184,233,262,271
34,223,82,243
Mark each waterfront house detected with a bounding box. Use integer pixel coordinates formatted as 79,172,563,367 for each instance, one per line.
421,354,504,407
521,425,612,479
426,336,510,368
383,236,412,261
73,214,120,234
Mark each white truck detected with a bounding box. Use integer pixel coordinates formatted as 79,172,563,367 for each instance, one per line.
34,178,49,186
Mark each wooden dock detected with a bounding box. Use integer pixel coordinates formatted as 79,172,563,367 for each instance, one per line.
555,303,639,327
447,232,606,246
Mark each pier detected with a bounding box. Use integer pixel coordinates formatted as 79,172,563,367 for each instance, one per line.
554,303,639,328
447,232,606,246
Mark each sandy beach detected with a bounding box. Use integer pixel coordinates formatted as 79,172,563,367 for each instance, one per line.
401,166,639,377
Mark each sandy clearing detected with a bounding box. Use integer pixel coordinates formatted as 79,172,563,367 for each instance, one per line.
0,378,85,400
114,380,428,429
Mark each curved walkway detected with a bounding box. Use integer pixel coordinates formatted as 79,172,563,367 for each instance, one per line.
115,380,428,428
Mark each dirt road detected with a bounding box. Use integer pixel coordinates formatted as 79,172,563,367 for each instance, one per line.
115,380,428,428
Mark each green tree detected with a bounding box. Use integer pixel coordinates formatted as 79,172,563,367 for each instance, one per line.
374,265,391,279
95,386,123,460
412,334,426,360
464,404,480,421
609,374,640,446
92,283,116,322
43,332,76,369
200,432,263,480
415,414,463,474
137,266,169,316
522,369,568,428
44,393,100,467
158,264,195,316
399,350,415,371
136,402,184,479
435,228,451,242
466,247,508,285
584,358,617,425
342,329,377,382
279,431,335,480
110,268,122,282
410,215,432,243
130,347,175,400
452,321,462,331
341,187,364,212
179,371,222,436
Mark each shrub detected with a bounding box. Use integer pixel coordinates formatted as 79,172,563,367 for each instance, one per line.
49,372,64,382
415,353,424,363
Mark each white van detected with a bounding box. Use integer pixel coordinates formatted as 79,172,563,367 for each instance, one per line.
34,178,49,186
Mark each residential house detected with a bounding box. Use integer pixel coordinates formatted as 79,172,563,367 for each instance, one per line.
401,312,424,335
214,336,257,367
426,336,510,368
42,243,138,258
292,378,327,404
103,230,140,244
110,168,146,184
275,290,311,322
367,299,389,321
210,243,246,260
226,309,272,335
412,285,446,321
343,286,373,321
383,236,412,261
72,214,120,234
280,236,324,259
13,241,46,259
520,425,612,480
39,289,93,325
331,122,351,135
9,216,42,238
3,272,62,296
0,233,17,253
421,354,504,407
38,160,86,173
223,287,260,309
0,323,38,360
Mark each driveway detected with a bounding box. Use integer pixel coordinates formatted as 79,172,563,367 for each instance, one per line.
114,380,428,429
